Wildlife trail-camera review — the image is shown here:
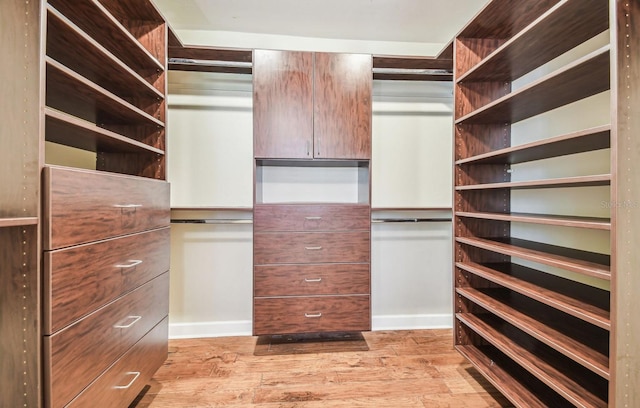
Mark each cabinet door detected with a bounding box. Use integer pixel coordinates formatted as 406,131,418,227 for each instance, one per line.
314,52,372,159
253,50,314,159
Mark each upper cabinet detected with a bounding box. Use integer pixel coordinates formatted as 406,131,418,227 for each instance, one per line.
253,50,372,160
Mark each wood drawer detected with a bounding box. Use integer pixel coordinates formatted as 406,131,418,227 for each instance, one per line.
44,272,169,408
254,204,370,232
67,317,168,408
43,165,170,250
43,227,170,335
253,295,370,335
254,264,369,297
254,231,370,265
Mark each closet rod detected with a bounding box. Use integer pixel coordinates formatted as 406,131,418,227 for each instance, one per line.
371,218,452,223
371,67,453,75
171,219,253,224
168,58,253,68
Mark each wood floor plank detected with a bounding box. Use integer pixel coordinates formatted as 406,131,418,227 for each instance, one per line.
130,329,511,408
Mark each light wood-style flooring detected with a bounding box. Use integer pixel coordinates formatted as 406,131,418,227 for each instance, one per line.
130,329,511,407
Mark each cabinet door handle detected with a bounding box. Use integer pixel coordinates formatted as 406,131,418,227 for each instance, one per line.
304,216,322,220
304,277,322,283
114,371,141,389
304,246,322,250
115,260,143,268
113,204,143,208
304,312,322,318
114,315,142,329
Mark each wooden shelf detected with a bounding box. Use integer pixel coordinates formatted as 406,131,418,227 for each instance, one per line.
168,45,252,74
0,217,39,228
456,125,610,165
45,108,164,155
456,236,610,280
46,6,163,102
457,313,607,407
47,0,164,73
458,0,608,83
456,46,610,125
457,287,609,379
457,0,559,40
45,57,164,128
171,207,253,212
455,344,564,408
456,261,610,329
455,174,611,191
456,211,611,230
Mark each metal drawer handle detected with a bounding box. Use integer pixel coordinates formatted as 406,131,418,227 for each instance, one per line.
115,260,143,268
113,204,143,208
304,312,322,318
114,315,142,329
305,216,322,220
304,246,322,250
114,371,141,389
304,277,322,283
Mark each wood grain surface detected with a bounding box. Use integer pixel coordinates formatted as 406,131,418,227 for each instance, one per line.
254,231,370,265
254,204,370,232
43,166,169,249
44,273,169,408
129,329,511,407
44,227,170,334
254,263,370,297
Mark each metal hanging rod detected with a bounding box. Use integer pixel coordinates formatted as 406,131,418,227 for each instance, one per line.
372,68,453,75
371,218,452,223
171,219,253,224
169,58,253,69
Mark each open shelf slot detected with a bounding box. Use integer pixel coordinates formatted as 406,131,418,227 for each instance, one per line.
455,343,572,407
456,46,610,125
46,0,164,76
456,125,610,165
97,0,167,65
45,57,164,129
45,107,164,155
457,313,608,407
458,0,609,83
456,211,610,230
455,174,610,191
456,261,610,329
456,236,610,280
457,287,609,379
46,5,164,109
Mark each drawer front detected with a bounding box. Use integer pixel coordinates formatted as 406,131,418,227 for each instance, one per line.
254,204,370,232
254,231,370,264
44,273,169,408
44,227,170,334
254,264,369,297
68,317,168,408
43,165,170,249
254,295,370,335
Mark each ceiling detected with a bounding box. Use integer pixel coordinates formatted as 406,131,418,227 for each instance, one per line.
154,0,488,46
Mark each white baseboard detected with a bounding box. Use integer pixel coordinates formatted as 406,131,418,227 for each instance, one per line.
169,314,453,339
169,320,252,339
372,314,453,331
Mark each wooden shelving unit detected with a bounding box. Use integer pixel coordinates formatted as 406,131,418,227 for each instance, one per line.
3,0,170,406
452,0,640,405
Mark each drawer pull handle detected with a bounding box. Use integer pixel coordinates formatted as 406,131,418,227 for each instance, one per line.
115,260,143,268
114,371,141,389
113,204,143,208
305,216,322,220
305,246,322,250
304,277,322,283
114,315,142,329
304,312,322,318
